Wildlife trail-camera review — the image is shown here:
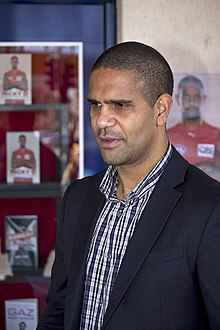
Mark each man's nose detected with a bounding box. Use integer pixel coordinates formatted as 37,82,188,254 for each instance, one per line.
188,96,197,106
95,107,116,128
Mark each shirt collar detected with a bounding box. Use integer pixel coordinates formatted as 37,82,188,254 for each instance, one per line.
100,143,173,202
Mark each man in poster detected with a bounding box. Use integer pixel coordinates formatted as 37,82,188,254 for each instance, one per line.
11,134,36,183
19,322,27,330
2,55,28,104
167,75,220,179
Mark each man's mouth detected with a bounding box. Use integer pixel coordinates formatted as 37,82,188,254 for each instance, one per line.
183,108,200,120
98,135,122,149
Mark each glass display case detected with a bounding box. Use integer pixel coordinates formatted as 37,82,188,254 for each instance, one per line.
0,42,83,329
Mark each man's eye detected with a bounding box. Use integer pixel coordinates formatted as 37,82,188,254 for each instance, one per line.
90,102,101,109
114,103,127,108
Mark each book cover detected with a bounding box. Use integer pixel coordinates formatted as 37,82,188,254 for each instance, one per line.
5,298,38,330
6,131,40,183
5,215,38,268
0,53,32,105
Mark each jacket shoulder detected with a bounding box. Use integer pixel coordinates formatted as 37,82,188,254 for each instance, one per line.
63,170,106,199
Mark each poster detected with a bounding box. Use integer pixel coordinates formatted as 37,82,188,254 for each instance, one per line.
5,215,38,268
0,53,32,105
167,73,220,180
5,298,38,330
6,131,40,183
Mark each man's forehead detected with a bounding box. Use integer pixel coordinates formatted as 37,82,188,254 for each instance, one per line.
182,85,201,94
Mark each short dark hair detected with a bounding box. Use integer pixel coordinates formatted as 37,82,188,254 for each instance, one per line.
19,134,26,140
11,55,18,61
177,75,204,94
92,41,174,107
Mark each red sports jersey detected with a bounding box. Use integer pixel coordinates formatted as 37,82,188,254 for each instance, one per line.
3,70,27,104
167,121,220,164
11,148,35,183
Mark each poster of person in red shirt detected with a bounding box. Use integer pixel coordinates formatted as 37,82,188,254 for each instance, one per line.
167,73,220,180
6,131,40,183
0,54,31,105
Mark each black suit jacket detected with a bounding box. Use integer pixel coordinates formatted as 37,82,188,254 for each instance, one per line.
37,148,220,329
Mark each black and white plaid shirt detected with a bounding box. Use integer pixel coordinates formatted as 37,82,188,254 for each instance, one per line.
80,144,172,329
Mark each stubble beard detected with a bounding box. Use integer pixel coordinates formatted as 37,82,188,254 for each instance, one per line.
182,107,201,120
100,146,132,167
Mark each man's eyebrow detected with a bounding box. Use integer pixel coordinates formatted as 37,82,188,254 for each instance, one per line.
106,99,133,105
87,97,97,103
87,98,133,104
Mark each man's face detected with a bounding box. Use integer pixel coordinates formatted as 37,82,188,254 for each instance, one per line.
19,322,26,330
88,68,160,168
19,136,26,148
11,57,18,70
177,85,205,120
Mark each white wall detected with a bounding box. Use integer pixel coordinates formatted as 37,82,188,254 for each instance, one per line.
117,0,220,73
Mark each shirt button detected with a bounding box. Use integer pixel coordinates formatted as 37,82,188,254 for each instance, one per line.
131,198,138,205
104,253,111,261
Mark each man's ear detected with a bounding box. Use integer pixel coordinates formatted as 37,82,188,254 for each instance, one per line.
155,94,173,127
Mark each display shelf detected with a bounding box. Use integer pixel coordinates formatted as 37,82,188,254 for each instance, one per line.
0,102,70,188
0,182,65,198
0,102,69,280
0,274,49,283
0,41,83,329
0,103,68,112
0,269,44,280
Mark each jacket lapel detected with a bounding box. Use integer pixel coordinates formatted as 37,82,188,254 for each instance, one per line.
68,176,106,328
103,149,188,328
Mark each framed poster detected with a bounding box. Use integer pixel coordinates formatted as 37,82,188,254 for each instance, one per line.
167,73,220,180
0,53,31,105
0,42,84,181
6,131,40,183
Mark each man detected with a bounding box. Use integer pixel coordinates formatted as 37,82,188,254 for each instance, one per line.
167,75,220,169
2,55,28,104
37,42,220,329
19,321,27,330
11,134,36,183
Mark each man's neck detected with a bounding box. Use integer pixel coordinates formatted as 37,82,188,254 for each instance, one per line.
116,142,169,200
